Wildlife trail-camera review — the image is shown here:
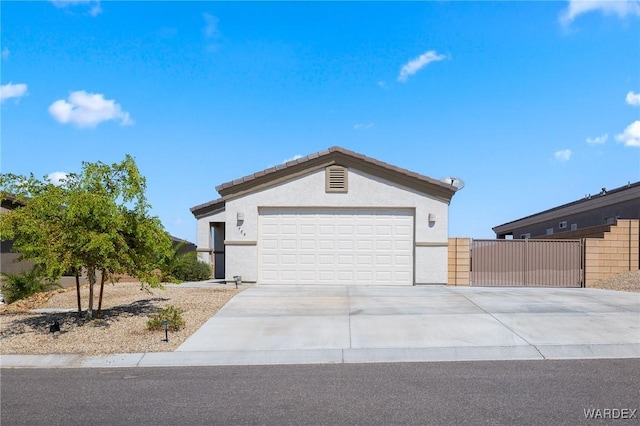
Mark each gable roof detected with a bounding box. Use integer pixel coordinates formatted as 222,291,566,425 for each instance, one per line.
191,146,458,218
217,145,456,200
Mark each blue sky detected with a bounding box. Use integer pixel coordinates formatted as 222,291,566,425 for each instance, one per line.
1,1,639,242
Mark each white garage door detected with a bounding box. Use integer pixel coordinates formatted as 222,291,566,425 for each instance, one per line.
259,208,414,285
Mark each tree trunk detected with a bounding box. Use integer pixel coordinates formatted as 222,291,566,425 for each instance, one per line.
97,271,106,319
86,268,95,320
75,269,82,318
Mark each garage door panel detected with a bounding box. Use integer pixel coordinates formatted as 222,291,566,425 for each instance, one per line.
395,240,411,251
338,240,354,250
338,255,354,265
319,225,334,235
319,254,334,264
281,254,296,265
319,239,334,249
319,270,335,281
396,225,411,236
376,240,392,250
300,254,315,265
300,239,315,249
259,208,413,285
281,239,297,250
300,224,316,234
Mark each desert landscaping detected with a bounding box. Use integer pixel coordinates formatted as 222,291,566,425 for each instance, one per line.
0,281,243,355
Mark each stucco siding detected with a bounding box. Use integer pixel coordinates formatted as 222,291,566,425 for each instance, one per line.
415,246,448,284
222,168,449,283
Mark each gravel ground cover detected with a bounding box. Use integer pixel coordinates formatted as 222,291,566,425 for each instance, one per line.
589,270,640,293
0,271,637,356
0,282,243,355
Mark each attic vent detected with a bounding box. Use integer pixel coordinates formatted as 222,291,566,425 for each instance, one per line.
325,166,348,193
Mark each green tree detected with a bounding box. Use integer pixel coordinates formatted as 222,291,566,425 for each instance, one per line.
0,155,172,319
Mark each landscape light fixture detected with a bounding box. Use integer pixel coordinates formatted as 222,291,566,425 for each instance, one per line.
161,320,169,342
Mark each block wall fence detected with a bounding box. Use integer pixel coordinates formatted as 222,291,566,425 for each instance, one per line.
447,238,470,286
447,219,640,287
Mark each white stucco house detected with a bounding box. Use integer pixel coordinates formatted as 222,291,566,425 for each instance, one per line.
190,146,459,285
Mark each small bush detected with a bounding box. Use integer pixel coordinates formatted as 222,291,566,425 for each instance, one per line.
160,248,211,283
0,267,60,304
172,255,211,282
147,305,185,332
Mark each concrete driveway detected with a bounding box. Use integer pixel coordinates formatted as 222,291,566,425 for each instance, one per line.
175,285,640,364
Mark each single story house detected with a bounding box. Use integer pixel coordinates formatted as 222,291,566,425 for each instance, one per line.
190,146,459,286
493,181,640,239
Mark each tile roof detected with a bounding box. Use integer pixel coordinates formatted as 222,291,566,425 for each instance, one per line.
215,146,455,194
191,145,458,217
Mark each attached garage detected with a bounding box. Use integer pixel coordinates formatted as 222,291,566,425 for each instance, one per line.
191,146,459,286
259,208,414,285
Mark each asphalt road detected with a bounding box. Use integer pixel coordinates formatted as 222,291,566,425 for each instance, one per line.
2,359,639,425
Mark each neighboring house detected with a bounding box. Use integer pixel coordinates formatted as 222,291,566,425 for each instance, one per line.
493,181,640,239
190,146,459,285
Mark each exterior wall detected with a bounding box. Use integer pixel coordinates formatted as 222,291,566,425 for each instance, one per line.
448,238,470,285
196,209,225,264
509,198,638,239
585,219,639,287
221,168,449,284
531,224,612,240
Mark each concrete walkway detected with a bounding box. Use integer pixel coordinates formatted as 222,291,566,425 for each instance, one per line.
2,286,639,368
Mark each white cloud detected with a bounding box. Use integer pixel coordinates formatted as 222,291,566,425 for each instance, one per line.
48,90,133,128
398,50,447,83
554,149,572,162
560,0,640,25
586,134,608,145
626,91,640,106
283,154,303,164
0,83,28,102
616,120,640,147
354,123,374,130
48,172,69,186
203,13,220,38
2,48,9,60
51,0,101,16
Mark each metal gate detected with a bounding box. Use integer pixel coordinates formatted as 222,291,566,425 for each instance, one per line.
470,239,583,287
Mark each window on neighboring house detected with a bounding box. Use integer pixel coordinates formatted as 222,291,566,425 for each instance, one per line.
559,221,567,229
604,217,616,225
325,166,348,193
520,233,531,239
546,228,554,235
571,223,578,231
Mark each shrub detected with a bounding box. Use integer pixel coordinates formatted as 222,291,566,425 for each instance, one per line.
160,245,211,283
147,305,185,331
172,254,211,282
0,267,60,304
